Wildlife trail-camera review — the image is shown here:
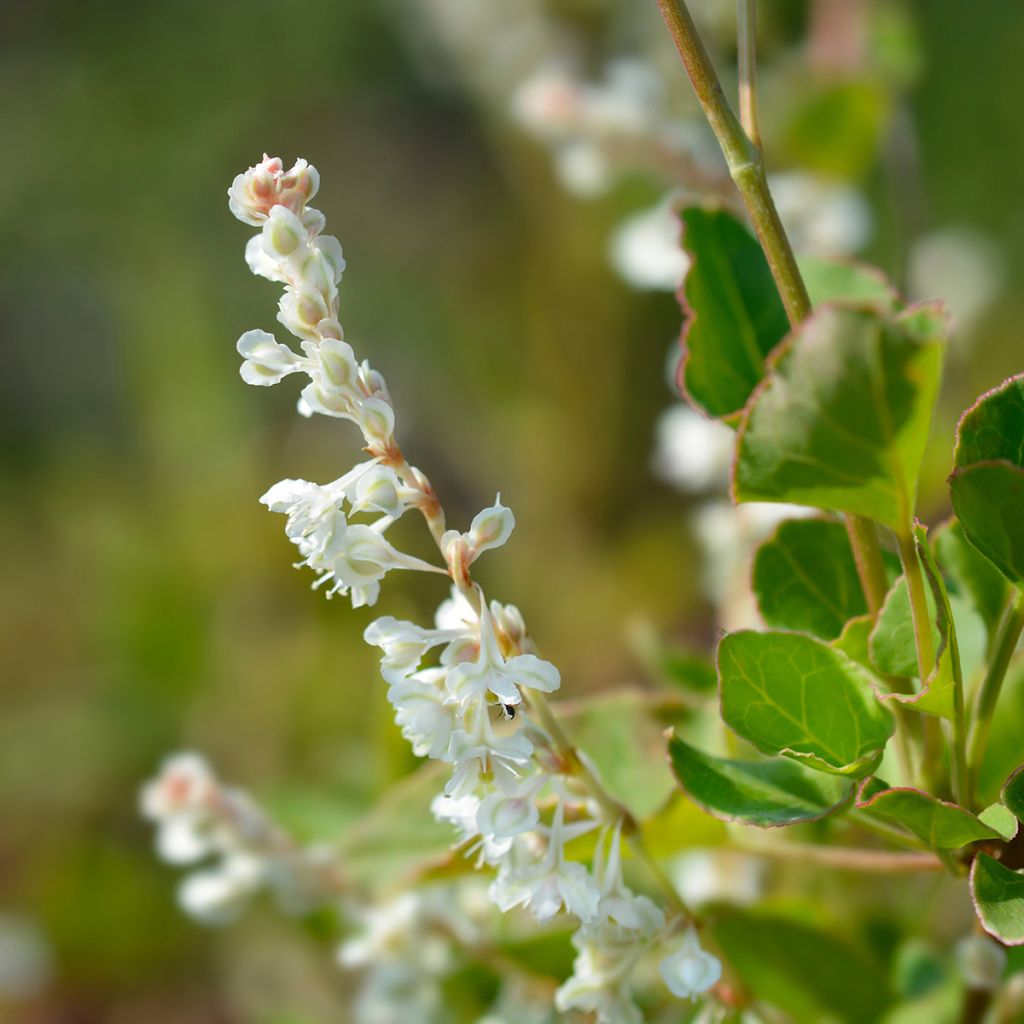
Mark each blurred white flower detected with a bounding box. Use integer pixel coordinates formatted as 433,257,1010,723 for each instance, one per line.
652,404,734,493
909,226,1004,343
553,140,611,197
672,849,763,909
610,197,690,291
659,926,722,1000
770,171,872,256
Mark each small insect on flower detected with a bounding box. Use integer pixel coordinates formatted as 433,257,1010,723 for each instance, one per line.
492,701,517,722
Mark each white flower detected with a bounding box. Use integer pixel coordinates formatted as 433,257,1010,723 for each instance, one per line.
228,154,319,226
445,711,535,798
489,805,601,924
445,601,559,709
659,926,722,1001
387,669,458,760
431,793,515,866
364,616,466,684
261,475,442,607
609,198,690,291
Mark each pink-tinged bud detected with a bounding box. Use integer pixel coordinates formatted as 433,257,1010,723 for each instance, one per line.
228,155,320,226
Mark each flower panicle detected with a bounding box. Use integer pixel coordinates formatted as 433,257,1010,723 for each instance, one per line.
143,154,722,1023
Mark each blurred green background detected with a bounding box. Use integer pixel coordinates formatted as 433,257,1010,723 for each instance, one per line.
2,0,1024,1020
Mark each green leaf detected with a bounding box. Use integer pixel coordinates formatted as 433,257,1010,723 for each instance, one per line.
668,734,854,827
717,630,894,776
1002,765,1024,823
711,908,893,1023
752,517,868,640
934,518,1010,637
734,304,946,529
971,853,1024,945
870,576,939,679
799,254,899,311
979,803,1019,842
832,614,874,668
857,779,1002,850
678,206,789,420
950,375,1024,586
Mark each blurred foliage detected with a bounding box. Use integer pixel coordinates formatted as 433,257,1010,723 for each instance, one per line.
2,0,1024,1020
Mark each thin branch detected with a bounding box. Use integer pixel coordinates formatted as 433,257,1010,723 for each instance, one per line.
735,837,942,873
737,0,760,148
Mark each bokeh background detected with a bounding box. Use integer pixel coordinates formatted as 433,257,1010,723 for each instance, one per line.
3,0,1024,1020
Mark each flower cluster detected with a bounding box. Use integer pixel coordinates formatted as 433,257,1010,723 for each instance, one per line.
216,154,723,1020
140,752,338,924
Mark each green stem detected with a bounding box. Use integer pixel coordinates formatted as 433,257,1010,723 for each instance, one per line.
657,0,933,792
737,0,760,149
967,591,1024,804
845,515,890,617
897,530,946,793
734,836,942,873
848,809,930,851
656,0,810,325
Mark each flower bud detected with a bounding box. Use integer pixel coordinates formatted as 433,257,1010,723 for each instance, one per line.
352,466,404,518
278,287,330,341
262,206,305,259
236,329,301,386
358,397,396,448
228,155,319,226
467,497,515,558
316,338,358,391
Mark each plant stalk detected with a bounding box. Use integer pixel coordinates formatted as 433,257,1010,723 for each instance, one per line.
737,0,760,149
845,515,890,616
967,590,1024,803
656,0,810,325
896,530,948,792
658,0,929,787
735,836,942,873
